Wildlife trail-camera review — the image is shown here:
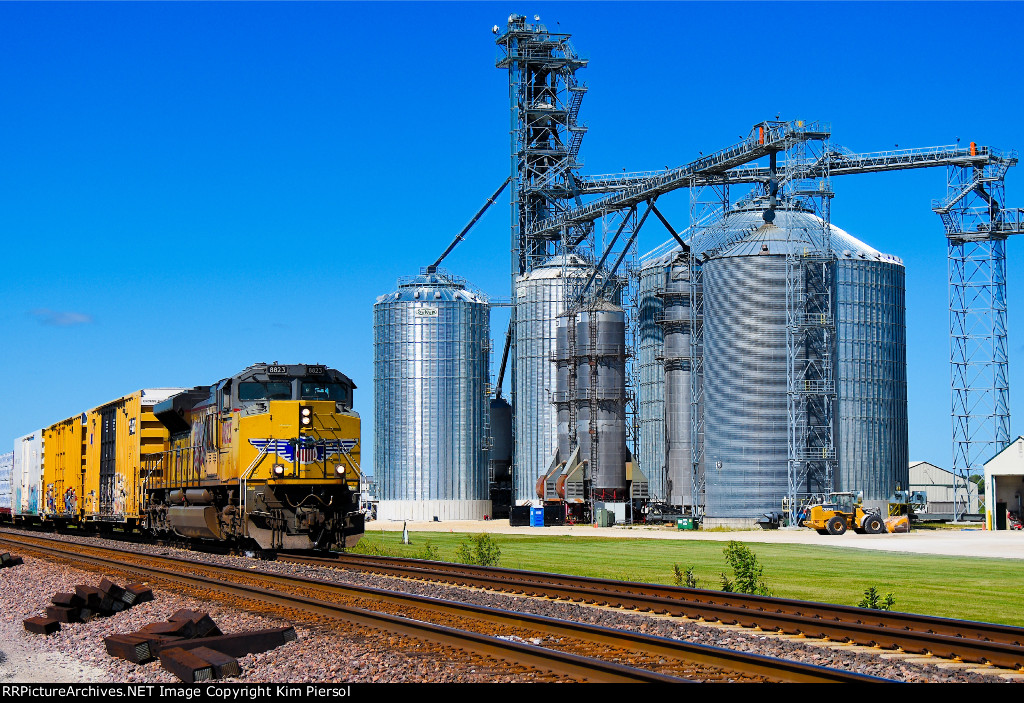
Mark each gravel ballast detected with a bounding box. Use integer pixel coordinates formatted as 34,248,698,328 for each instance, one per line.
0,529,1020,683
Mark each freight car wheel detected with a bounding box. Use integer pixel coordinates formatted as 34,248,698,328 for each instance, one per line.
826,516,847,535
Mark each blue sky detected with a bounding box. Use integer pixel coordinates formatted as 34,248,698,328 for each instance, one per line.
2,1,1022,473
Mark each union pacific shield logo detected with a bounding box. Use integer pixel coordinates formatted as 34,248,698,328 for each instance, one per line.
249,439,358,464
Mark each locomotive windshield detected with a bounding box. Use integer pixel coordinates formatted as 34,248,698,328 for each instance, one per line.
301,382,348,402
238,382,293,401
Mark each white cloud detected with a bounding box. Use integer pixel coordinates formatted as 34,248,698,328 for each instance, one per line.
31,309,95,326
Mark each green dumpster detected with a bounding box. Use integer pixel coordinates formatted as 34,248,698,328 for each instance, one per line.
677,517,695,530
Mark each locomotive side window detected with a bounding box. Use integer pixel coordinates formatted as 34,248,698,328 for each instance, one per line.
238,382,293,401
300,382,348,402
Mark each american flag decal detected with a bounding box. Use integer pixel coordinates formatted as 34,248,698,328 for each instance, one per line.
297,444,317,463
249,438,357,465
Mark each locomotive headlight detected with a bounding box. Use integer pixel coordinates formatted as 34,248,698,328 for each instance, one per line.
335,464,345,476
272,463,285,477
299,405,313,428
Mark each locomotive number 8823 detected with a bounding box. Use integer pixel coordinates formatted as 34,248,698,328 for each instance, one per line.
145,362,363,550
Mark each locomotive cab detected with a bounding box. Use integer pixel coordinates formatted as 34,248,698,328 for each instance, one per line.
147,363,363,551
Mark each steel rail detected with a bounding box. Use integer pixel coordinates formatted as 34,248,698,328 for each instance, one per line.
280,552,1024,671
0,534,687,683
0,532,888,683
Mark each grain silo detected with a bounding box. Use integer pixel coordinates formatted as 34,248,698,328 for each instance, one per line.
574,300,629,500
639,206,908,526
699,206,907,526
639,248,702,513
373,270,491,521
512,253,607,505
834,247,909,501
637,256,667,500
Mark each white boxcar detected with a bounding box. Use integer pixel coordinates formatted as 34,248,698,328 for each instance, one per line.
0,451,12,512
13,430,44,517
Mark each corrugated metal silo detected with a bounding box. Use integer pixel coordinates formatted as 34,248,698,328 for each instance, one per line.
513,253,603,505
575,300,628,500
553,314,573,463
659,255,695,508
637,259,667,500
701,217,790,524
835,252,909,501
700,207,908,525
373,271,491,521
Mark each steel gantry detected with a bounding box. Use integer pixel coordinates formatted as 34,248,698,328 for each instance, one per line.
496,13,589,278
494,16,1020,520
933,149,1023,519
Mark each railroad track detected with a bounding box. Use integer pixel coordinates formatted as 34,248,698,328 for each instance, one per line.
0,531,887,683
280,551,1024,672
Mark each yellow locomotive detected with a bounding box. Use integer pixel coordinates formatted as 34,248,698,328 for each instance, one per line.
146,363,363,551
20,363,363,552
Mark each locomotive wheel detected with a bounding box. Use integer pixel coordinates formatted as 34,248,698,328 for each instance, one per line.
826,516,847,535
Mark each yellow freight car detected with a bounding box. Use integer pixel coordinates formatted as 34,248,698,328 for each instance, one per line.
42,414,86,521
81,389,184,526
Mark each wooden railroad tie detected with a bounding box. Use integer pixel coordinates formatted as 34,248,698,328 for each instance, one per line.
0,552,24,568
103,605,295,681
24,577,155,634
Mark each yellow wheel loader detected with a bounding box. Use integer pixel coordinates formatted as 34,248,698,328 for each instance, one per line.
804,492,887,535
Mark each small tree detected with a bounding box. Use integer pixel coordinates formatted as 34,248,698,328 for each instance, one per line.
455,533,501,566
857,586,896,611
673,564,699,589
721,541,772,596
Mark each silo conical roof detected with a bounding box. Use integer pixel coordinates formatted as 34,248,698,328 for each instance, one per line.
640,206,904,266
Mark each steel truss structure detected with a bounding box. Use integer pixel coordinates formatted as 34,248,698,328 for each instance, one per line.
933,155,1023,518
781,126,836,515
495,17,1021,518
496,14,589,278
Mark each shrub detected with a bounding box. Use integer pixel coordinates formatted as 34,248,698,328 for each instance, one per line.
348,539,398,557
673,564,699,588
455,533,501,566
721,541,772,596
858,586,896,611
414,542,440,561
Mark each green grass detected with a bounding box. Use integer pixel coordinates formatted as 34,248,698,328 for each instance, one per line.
351,529,1024,627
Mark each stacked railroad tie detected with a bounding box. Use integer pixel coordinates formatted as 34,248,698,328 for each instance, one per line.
0,552,24,569
23,577,153,636
105,609,297,683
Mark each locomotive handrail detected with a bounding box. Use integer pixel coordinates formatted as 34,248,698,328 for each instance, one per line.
241,440,272,481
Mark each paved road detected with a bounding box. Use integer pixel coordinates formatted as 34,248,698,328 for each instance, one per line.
366,519,1024,560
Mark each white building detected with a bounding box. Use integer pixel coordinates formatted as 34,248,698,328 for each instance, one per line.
908,461,979,517
983,437,1024,531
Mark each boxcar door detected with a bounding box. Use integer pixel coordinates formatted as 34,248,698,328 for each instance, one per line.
99,406,117,515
